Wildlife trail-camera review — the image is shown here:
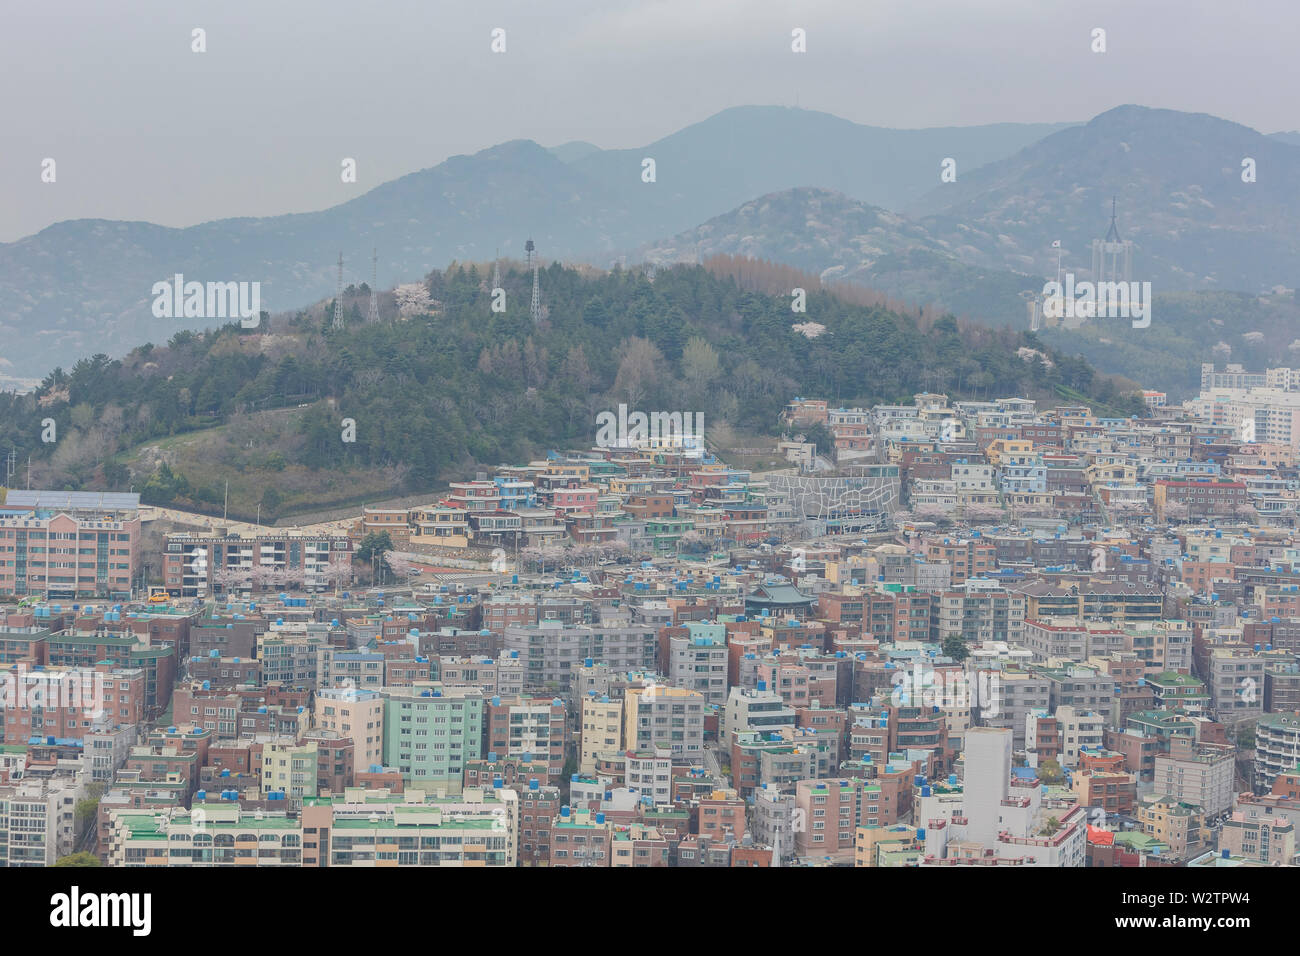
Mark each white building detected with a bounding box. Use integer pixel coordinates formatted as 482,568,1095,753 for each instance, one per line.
916,727,1087,867
0,777,81,866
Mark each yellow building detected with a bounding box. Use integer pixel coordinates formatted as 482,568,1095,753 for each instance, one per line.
545,461,590,482
855,824,920,867
261,741,319,799
1084,460,1137,489
1137,795,1205,860
580,695,623,775
349,507,413,544
409,506,470,548
986,439,1033,467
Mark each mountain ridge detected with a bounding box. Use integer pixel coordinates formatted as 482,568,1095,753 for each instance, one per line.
3,103,1297,386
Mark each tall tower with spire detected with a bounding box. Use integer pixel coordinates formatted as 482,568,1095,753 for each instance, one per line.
1105,196,1122,242
1091,196,1133,285
491,248,501,291
526,238,541,324
332,251,345,330
366,248,380,323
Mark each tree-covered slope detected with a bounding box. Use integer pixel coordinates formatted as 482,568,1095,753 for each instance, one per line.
0,262,1140,519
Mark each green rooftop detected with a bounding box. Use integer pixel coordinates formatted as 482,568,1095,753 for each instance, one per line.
331,816,499,830
1146,672,1206,689
1113,831,1166,853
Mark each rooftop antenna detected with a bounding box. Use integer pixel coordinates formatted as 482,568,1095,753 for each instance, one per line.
332,252,345,330
1105,196,1122,242
366,248,380,323
527,238,541,323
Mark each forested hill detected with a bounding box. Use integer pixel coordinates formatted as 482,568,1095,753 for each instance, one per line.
0,261,1140,520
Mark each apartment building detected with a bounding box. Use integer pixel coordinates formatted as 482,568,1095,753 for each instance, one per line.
933,580,1026,644
1218,808,1295,865
380,686,485,789
484,695,567,782
980,667,1052,747
722,684,796,744
438,655,525,698
665,621,728,706
106,787,518,866
1205,647,1266,725
502,620,656,691
0,491,141,599
1254,712,1300,792
262,741,320,800
1151,736,1235,815
0,777,80,866
259,633,325,686
316,648,385,691
923,536,997,585
1144,672,1209,716
550,806,611,867
625,749,674,806
1053,705,1105,768
1035,664,1116,728
314,685,384,771
623,685,705,760
1153,479,1250,520
162,531,352,597
579,694,622,774
2,663,144,745
794,777,871,860
1137,795,1205,861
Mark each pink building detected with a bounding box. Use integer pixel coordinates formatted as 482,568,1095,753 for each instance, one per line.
3,662,144,745
551,487,598,517
446,481,501,513
0,498,140,599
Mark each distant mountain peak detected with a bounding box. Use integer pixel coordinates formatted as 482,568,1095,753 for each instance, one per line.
5,103,1288,385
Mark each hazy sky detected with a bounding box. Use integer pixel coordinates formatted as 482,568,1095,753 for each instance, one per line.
2,0,1295,242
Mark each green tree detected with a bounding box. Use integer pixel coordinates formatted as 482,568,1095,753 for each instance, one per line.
140,462,193,506
261,487,284,516
1232,722,1256,750
102,460,129,488
54,852,102,867
75,798,100,828
1037,759,1065,786
789,421,835,457
558,752,579,804
942,633,969,662
355,531,394,565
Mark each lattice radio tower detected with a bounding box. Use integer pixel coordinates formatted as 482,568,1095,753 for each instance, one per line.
491,248,501,291
525,238,541,323
366,248,380,323
331,251,345,330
